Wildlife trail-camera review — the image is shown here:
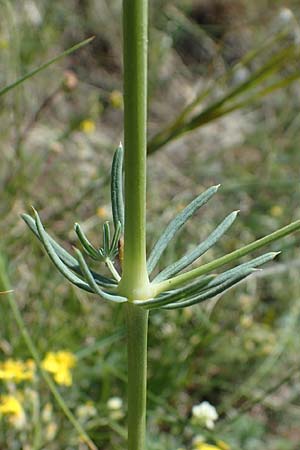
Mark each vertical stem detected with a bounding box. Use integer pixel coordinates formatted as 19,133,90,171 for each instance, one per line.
126,304,149,450
120,0,149,297
121,2,150,449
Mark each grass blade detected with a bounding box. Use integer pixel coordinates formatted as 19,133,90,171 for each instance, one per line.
0,37,94,97
148,43,300,153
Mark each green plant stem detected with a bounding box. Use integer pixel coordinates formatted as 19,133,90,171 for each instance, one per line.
119,2,150,449
126,303,149,450
119,0,150,299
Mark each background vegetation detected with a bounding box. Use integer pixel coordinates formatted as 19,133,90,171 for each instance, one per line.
1,1,300,449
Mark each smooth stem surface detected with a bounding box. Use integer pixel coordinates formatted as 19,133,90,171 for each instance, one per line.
126,303,149,450
120,0,150,298
121,1,150,449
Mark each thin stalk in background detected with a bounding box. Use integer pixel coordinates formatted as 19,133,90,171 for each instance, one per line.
0,255,98,450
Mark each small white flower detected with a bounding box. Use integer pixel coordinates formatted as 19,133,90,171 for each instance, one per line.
192,401,218,429
278,8,294,24
192,435,205,445
23,0,42,26
232,66,250,85
76,402,97,420
107,396,123,411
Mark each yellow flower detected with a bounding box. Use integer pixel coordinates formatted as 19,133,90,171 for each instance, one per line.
80,119,96,134
96,206,109,219
240,314,253,328
0,394,26,428
0,39,8,49
109,90,123,109
53,369,72,386
76,401,97,420
217,441,230,450
45,422,58,441
195,444,221,450
0,395,23,416
195,442,230,450
270,205,283,217
0,359,35,383
42,351,76,386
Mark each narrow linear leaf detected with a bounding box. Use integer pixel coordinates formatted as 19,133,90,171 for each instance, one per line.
187,70,300,135
159,24,291,133
147,184,220,274
103,222,111,256
154,210,239,282
33,210,93,293
22,214,115,288
0,37,94,97
104,257,121,282
74,223,101,260
110,221,122,257
154,218,300,294
111,144,125,230
75,249,127,304
144,252,277,309
209,251,279,288
148,44,300,153
161,268,256,310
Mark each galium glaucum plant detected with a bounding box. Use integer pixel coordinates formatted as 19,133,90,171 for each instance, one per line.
21,1,300,449
22,142,300,449
23,143,300,310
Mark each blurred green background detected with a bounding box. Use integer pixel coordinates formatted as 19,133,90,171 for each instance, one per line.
1,1,300,449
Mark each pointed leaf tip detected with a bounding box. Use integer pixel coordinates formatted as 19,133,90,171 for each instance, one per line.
147,184,220,274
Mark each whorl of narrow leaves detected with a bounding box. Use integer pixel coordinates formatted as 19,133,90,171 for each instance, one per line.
136,252,278,309
22,145,300,310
